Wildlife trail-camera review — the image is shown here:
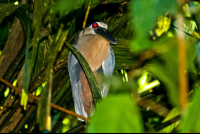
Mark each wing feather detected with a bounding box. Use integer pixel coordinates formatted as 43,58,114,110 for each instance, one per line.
100,46,115,97
68,45,88,121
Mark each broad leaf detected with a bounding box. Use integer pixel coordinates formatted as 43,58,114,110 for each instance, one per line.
131,0,178,52
145,37,180,106
181,84,200,133
87,94,143,133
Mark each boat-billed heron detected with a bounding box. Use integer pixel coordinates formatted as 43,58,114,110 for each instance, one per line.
68,21,117,121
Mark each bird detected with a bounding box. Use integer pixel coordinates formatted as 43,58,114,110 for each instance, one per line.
68,21,117,121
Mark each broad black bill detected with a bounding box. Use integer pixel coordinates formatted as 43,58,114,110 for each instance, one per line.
94,27,117,45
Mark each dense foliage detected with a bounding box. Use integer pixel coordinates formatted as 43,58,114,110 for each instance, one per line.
0,0,200,133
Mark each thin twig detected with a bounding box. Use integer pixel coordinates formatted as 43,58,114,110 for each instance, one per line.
176,14,189,111
137,98,170,118
0,77,89,122
82,2,91,29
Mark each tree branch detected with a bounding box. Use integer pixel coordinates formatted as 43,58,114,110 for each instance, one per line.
0,77,89,122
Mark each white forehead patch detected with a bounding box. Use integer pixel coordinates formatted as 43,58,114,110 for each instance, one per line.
96,22,108,29
89,22,108,29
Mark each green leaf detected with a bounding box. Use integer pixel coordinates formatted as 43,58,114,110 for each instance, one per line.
131,0,178,52
62,118,70,132
0,4,25,22
37,24,69,131
0,3,27,46
53,79,70,104
146,64,179,106
187,40,197,75
21,89,28,110
145,43,180,106
0,4,30,36
54,0,85,13
195,41,200,67
36,87,42,96
181,84,200,133
15,4,29,35
0,21,9,47
22,0,42,110
31,39,50,80
21,25,30,110
87,94,143,133
21,1,31,111
29,0,43,80
4,87,9,97
67,44,102,103
5,79,17,97
145,122,156,133
159,107,180,133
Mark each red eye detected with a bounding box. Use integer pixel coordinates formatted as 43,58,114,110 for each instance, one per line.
92,23,98,28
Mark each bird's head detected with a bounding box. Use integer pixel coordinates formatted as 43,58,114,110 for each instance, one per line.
79,21,117,45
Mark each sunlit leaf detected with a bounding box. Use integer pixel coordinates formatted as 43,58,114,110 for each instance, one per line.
159,107,181,133
139,80,160,94
62,124,70,133
4,88,9,97
14,1,19,5
24,124,28,129
87,94,143,133
138,71,148,87
124,70,128,82
36,87,42,96
42,82,47,88
62,118,70,125
184,20,197,34
121,69,124,74
21,89,28,110
4,79,17,97
13,79,17,86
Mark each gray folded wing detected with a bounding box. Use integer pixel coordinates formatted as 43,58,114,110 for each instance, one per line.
68,45,88,121
100,46,115,97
